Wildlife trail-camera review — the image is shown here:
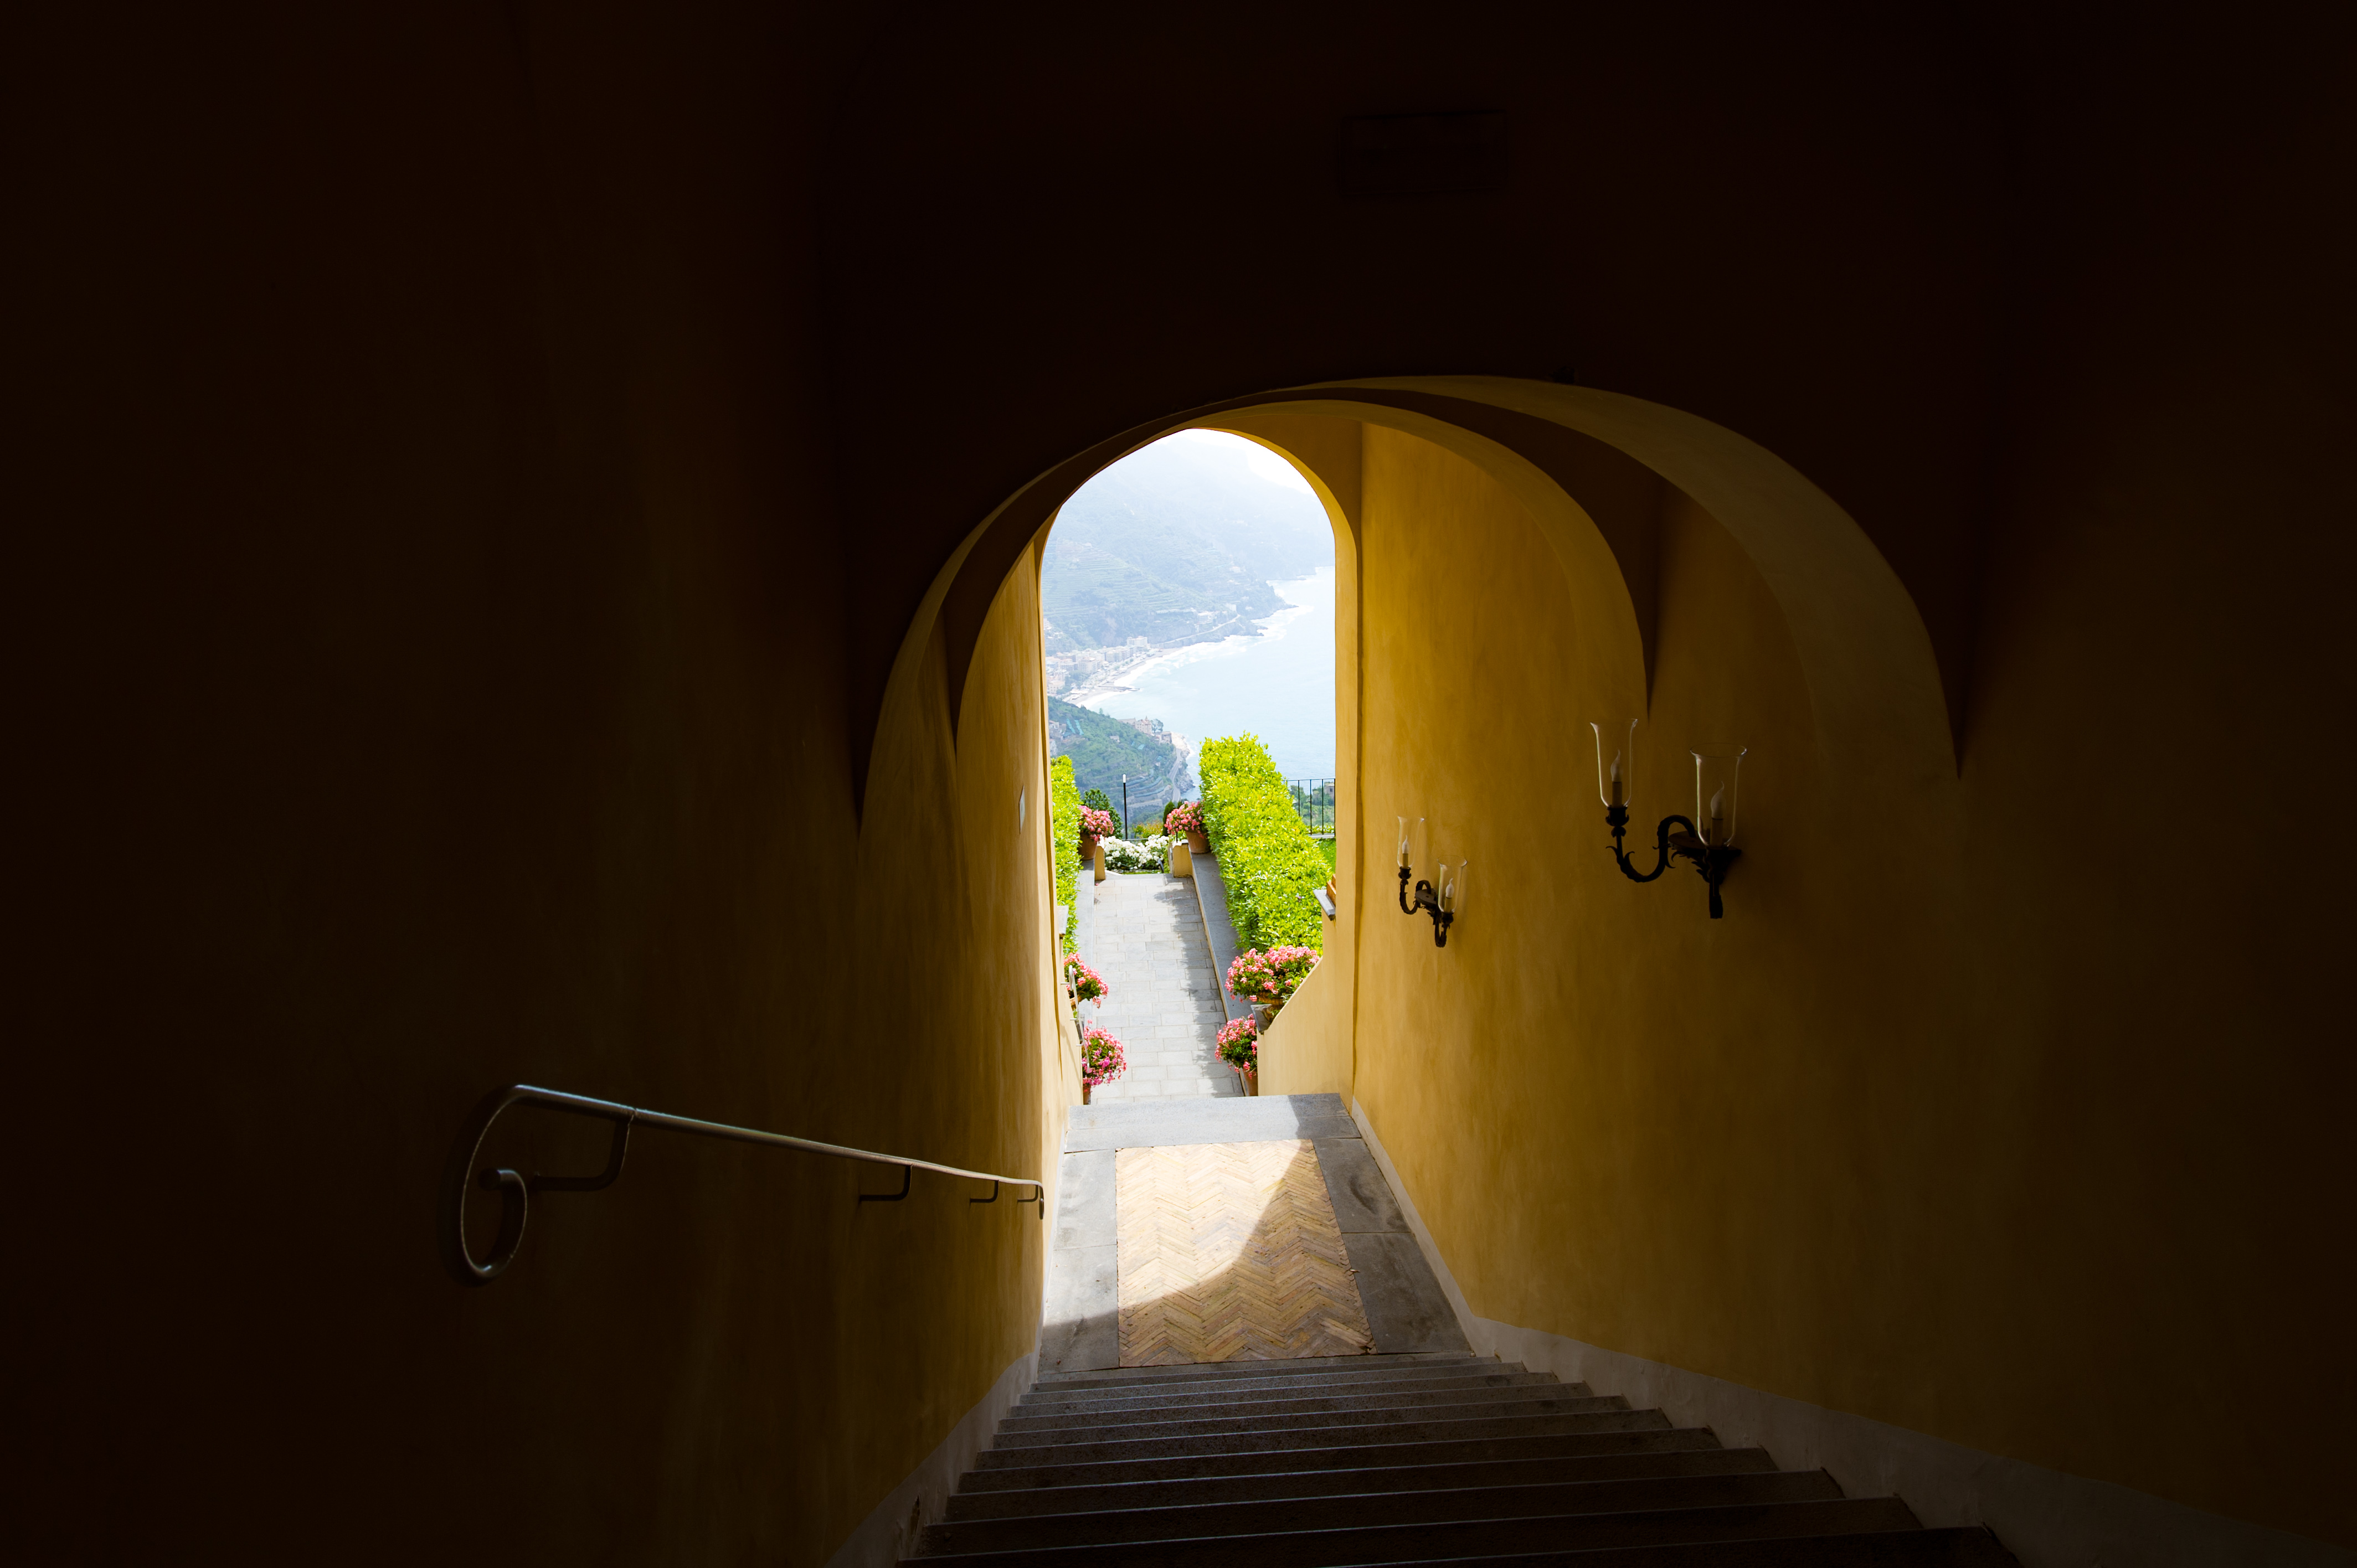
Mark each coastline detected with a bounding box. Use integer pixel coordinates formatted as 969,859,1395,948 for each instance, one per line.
1057,569,1335,780
1059,575,1322,708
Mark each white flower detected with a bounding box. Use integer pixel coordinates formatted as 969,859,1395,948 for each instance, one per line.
1099,835,1182,871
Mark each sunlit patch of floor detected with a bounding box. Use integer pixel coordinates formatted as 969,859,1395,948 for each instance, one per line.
1114,1139,1372,1365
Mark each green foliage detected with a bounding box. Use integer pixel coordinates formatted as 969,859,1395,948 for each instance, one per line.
1080,787,1112,813
1199,733,1327,953
1051,756,1082,953
1052,698,1192,827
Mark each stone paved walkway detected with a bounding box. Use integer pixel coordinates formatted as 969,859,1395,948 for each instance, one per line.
1084,873,1239,1100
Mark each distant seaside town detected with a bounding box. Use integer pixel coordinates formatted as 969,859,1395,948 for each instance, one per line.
1043,635,1160,700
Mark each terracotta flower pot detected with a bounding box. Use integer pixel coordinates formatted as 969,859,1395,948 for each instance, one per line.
1241,1067,1259,1097
1081,1082,1092,1105
1187,830,1210,855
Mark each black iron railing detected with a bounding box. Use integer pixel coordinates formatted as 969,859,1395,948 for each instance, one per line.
442,1085,1043,1286
1288,777,1337,835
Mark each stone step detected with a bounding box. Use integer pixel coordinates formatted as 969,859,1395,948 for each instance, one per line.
990,1386,1622,1452
1022,1363,1532,1407
903,1494,1923,1564
974,1407,1675,1469
1409,1524,2021,1566
944,1444,1775,1522
1036,1352,1483,1391
960,1425,1726,1494
994,1392,1630,1448
920,1467,1842,1555
1006,1379,1588,1431
1019,1370,1557,1415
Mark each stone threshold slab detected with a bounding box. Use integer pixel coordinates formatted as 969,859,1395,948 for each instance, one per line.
1063,1093,1354,1152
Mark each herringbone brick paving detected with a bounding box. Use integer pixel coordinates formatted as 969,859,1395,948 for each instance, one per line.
1114,1138,1372,1365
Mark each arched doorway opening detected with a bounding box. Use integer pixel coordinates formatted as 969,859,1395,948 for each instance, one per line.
1040,427,1342,1103
863,367,1957,1137
861,371,1967,1433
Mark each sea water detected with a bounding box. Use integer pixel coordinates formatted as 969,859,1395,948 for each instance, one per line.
1077,567,1336,780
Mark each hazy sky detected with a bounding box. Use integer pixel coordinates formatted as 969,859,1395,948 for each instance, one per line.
1171,427,1316,497
1075,429,1337,777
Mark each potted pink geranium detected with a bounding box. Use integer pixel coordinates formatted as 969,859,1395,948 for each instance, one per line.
1216,1016,1259,1095
1227,946,1319,1016
1079,1024,1126,1105
1165,801,1209,856
1064,954,1108,1005
1079,807,1116,881
1079,807,1116,857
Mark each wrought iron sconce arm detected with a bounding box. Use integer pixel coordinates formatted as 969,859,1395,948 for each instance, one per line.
1605,804,1741,919
1397,864,1455,946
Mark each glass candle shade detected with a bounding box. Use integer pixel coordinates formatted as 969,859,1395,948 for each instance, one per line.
1438,860,1467,914
1592,719,1636,807
1692,746,1746,846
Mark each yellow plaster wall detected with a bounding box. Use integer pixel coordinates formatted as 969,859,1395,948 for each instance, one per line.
1208,416,1366,1097
853,552,1068,1543
11,6,1064,1559
1258,952,1351,1096
1348,423,2348,1546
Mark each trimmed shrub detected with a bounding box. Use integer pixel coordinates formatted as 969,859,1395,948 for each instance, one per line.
1050,756,1082,953
1199,734,1327,953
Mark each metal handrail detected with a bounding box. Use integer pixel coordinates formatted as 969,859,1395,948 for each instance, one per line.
441,1084,1043,1286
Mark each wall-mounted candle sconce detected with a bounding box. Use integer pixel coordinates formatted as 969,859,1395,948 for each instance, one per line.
1396,815,1467,946
1592,721,1746,919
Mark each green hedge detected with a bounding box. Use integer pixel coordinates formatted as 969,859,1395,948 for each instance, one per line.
1199,734,1326,953
1050,755,1082,953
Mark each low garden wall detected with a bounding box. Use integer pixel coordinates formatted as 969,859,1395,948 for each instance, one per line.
1255,951,1351,1097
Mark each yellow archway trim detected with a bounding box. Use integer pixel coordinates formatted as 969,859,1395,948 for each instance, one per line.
866,376,1952,822
1336,376,1953,783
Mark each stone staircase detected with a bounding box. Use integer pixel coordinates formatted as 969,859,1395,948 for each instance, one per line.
905,1352,2016,1565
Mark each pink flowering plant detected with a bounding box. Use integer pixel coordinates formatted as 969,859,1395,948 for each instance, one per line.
1215,1016,1259,1075
1227,945,1320,1005
1064,954,1108,1004
1080,1024,1127,1088
1079,807,1118,839
1164,801,1204,835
